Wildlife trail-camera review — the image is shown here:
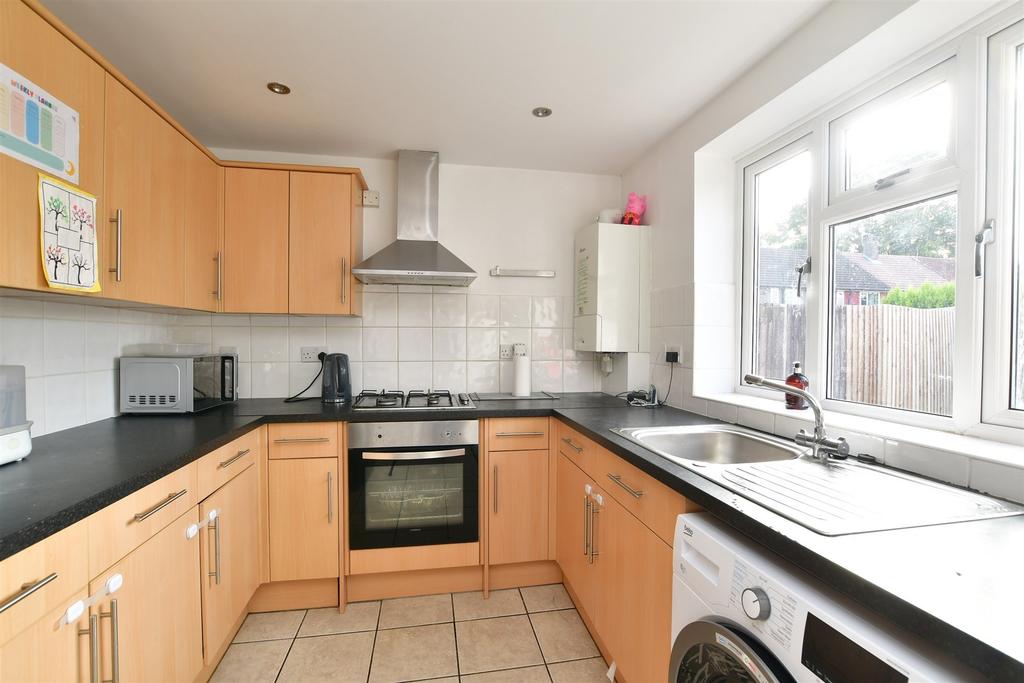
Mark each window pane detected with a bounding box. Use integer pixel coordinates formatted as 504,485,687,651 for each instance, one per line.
828,194,957,415
1012,45,1024,410
840,78,952,190
752,150,810,380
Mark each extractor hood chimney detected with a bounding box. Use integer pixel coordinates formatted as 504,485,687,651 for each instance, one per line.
352,150,477,287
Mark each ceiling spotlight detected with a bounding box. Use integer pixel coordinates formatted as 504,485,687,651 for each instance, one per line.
267,82,291,95
532,106,553,118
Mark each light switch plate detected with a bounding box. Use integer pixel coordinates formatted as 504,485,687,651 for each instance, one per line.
362,190,380,208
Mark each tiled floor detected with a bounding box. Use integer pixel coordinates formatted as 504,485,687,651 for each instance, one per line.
211,584,610,683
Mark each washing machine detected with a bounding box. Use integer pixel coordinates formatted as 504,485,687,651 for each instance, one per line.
670,513,986,683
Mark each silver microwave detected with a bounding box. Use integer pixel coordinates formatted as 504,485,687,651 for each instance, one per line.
119,354,237,414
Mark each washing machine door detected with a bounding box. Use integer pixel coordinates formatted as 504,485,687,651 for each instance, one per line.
669,619,795,683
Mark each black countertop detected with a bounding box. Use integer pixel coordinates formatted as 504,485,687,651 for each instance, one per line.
0,393,1019,681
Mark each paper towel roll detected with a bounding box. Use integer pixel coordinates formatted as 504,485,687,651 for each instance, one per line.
513,354,531,397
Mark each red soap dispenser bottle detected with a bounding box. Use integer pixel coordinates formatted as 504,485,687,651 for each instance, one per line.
785,362,809,410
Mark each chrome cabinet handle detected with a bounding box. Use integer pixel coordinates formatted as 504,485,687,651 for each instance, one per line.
607,473,644,499
341,257,348,304
213,251,223,300
561,437,583,453
79,614,100,683
583,495,591,556
327,471,334,524
493,465,498,514
0,572,58,614
132,489,187,522
218,448,250,469
589,496,601,564
99,599,120,683
108,209,122,282
208,515,222,585
274,437,330,444
363,448,465,461
495,431,545,437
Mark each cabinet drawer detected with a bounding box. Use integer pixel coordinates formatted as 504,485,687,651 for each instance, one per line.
87,464,198,577
556,421,596,470
591,446,693,544
269,423,338,459
198,427,261,499
487,417,549,452
0,521,88,645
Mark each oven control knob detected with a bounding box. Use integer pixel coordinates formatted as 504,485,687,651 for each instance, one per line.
741,587,771,621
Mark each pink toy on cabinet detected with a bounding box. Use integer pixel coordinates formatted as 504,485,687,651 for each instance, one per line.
621,192,646,225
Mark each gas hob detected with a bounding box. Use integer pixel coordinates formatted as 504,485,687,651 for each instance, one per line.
352,390,475,411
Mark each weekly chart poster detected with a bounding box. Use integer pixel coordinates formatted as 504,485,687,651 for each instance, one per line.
0,63,80,184
39,174,99,292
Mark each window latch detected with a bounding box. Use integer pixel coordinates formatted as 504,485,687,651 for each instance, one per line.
873,168,911,190
975,219,995,278
795,256,812,298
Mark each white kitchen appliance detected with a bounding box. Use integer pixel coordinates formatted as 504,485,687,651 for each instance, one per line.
0,365,32,466
670,513,986,682
573,221,648,352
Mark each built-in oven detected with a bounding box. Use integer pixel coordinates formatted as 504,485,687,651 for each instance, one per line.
347,420,479,550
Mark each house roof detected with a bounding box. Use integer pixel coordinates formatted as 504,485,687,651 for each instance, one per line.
758,247,954,292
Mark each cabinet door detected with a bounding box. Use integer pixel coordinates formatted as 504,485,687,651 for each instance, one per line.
269,458,339,581
103,74,186,306
223,167,289,313
184,143,224,311
489,450,548,565
200,464,259,663
608,502,673,683
0,589,90,683
289,171,354,314
92,508,203,683
0,1,105,293
556,454,591,609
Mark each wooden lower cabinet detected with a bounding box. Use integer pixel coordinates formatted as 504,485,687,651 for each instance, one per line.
488,450,548,565
557,451,675,682
0,588,90,682
269,458,340,581
200,464,260,664
91,507,203,683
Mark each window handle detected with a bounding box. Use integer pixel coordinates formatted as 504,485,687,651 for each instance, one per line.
975,219,994,278
795,257,812,298
873,168,910,190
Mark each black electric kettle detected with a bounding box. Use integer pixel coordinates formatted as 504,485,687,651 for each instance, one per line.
321,353,351,404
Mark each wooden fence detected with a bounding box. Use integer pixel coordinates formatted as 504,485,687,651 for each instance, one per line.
756,304,954,415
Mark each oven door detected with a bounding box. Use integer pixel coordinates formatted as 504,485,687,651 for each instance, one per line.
348,444,479,550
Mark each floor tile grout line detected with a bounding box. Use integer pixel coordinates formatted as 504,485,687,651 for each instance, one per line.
451,592,462,680
272,609,308,683
523,590,553,677
365,595,384,683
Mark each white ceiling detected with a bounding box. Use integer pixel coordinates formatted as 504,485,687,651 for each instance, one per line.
43,0,829,174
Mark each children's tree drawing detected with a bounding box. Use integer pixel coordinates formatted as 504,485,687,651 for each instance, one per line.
71,253,91,284
46,196,68,230
71,205,93,234
45,245,67,280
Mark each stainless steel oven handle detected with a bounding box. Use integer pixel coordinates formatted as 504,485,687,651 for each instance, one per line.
362,448,467,461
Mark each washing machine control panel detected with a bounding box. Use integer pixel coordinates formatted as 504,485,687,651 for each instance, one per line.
730,558,799,653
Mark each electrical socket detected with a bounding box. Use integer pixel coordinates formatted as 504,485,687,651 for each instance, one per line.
665,350,680,364
499,344,514,360
300,346,326,363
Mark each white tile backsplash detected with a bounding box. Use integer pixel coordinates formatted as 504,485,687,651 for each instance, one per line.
398,328,432,362
467,295,499,327
531,328,562,360
432,328,467,361
398,293,433,327
531,296,562,328
467,328,499,361
250,327,289,362
363,327,398,362
362,292,398,326
499,295,531,327
467,361,500,393
433,294,467,327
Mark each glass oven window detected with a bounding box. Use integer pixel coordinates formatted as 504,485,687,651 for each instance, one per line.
365,462,465,532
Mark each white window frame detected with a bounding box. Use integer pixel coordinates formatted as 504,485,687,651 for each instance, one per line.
736,13,1024,435
739,134,816,392
981,19,1024,430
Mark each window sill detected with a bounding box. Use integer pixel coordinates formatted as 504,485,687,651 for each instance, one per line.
697,391,1024,469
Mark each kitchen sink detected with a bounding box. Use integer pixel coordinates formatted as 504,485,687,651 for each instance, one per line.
610,424,807,466
611,423,1024,535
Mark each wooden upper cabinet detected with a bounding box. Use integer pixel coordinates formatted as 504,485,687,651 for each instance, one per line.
103,74,186,307
289,171,361,314
223,167,289,313
184,143,223,311
0,1,105,293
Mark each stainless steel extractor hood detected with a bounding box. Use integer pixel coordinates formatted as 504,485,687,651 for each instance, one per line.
353,150,477,286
